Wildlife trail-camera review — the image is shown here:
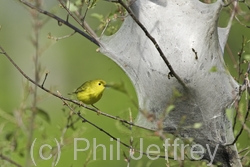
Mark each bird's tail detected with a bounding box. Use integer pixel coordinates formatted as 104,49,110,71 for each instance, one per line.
68,92,76,95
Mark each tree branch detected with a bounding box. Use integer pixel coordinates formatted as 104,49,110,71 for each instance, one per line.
110,0,187,89
226,74,250,146
0,153,22,167
57,93,174,160
0,45,152,132
18,0,100,46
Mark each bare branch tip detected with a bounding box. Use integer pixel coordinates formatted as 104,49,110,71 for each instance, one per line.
41,72,49,87
56,90,62,96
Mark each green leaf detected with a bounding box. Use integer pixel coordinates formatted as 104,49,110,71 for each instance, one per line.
244,54,250,61
193,123,202,129
91,13,104,21
75,0,83,6
37,107,51,124
166,105,175,114
66,1,78,12
173,88,182,98
209,66,217,72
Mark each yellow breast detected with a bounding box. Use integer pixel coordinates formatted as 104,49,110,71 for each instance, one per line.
76,89,103,104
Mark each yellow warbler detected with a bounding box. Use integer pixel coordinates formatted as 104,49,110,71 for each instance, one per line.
69,79,107,109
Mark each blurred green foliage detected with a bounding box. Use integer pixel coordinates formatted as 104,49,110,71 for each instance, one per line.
0,0,250,167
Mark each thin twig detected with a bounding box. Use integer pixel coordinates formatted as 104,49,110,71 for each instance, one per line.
26,1,42,165
41,72,49,88
224,0,238,77
110,0,187,89
243,123,250,136
48,31,76,41
51,100,80,167
57,94,172,159
0,46,152,132
226,44,238,72
126,108,133,166
226,83,250,146
81,3,89,22
238,146,250,154
223,0,237,7
22,0,186,88
18,0,99,46
0,153,23,167
101,19,111,37
237,36,245,82
232,36,246,131
59,96,130,148
192,48,198,60
233,98,240,131
58,0,99,40
240,149,250,161
233,36,249,132
59,0,84,27
83,149,92,167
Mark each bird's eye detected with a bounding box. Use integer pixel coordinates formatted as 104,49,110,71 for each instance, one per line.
98,82,101,86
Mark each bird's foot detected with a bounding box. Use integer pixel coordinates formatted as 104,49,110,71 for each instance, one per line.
91,105,101,115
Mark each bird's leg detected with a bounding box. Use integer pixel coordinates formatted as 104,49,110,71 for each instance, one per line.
91,104,101,115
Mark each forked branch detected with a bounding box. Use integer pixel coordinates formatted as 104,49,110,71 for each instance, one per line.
18,0,100,46
0,45,151,132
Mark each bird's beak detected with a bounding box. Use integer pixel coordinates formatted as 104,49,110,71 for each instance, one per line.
105,84,110,88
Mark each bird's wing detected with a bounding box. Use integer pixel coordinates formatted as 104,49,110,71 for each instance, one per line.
74,82,88,93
